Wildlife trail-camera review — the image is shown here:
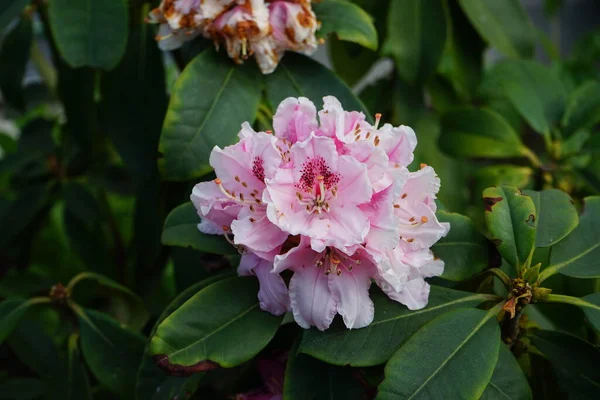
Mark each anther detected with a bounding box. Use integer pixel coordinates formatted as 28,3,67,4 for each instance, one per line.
421,216,428,223
336,269,342,276
401,193,408,199
420,163,428,169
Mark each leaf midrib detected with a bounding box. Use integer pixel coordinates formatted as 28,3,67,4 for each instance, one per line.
161,303,259,360
405,310,495,400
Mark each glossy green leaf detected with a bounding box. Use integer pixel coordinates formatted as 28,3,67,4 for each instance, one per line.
313,0,378,50
0,379,46,400
561,81,600,136
161,202,238,255
67,334,92,400
284,347,364,400
265,53,370,118
382,0,446,84
67,272,149,331
0,0,30,29
377,308,501,400
483,186,537,270
433,211,488,281
545,293,600,332
530,330,600,397
523,189,578,248
440,107,528,159
0,297,49,345
135,273,233,400
77,308,146,398
150,277,283,369
299,287,496,366
158,48,261,180
543,196,600,279
481,345,532,400
458,0,534,58
48,0,128,69
0,15,32,110
488,60,567,137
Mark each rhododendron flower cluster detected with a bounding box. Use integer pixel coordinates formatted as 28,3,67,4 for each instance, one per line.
148,0,319,74
191,96,450,331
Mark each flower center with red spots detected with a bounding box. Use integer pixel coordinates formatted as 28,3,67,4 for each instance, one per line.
295,157,339,214
252,157,265,182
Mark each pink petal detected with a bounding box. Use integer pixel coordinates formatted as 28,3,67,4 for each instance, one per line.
399,166,441,209
289,262,337,330
379,124,417,168
239,254,290,316
190,181,240,229
272,97,318,143
231,208,288,253
385,278,431,310
396,201,449,250
336,155,372,205
327,250,375,329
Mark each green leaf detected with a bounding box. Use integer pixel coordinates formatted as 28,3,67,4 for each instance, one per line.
581,292,600,332
433,211,488,281
0,0,30,29
377,308,501,400
161,202,238,255
284,345,364,400
0,297,50,345
150,276,282,370
523,189,578,248
561,81,600,137
77,308,146,398
47,0,128,69
313,0,378,50
158,48,261,180
67,272,149,332
67,334,92,400
440,107,529,159
100,10,167,181
0,15,32,110
135,273,233,400
265,53,370,119
488,60,567,137
329,38,377,87
530,330,600,397
382,0,446,84
473,165,534,201
0,379,46,400
458,0,534,58
483,186,537,270
545,293,600,333
0,185,49,249
543,196,600,279
481,344,532,400
8,318,69,397
437,2,485,101
298,287,496,366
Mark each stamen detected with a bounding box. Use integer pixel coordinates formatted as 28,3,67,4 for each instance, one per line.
421,216,428,223
420,163,428,169
374,113,382,129
215,178,256,205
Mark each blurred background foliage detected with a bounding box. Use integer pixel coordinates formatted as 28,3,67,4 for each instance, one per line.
0,0,599,399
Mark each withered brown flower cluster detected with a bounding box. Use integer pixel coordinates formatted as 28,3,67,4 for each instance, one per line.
148,0,320,74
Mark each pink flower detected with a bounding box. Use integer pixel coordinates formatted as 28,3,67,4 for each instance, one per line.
264,134,372,253
274,238,376,330
149,0,320,74
191,123,288,256
268,0,318,55
191,96,451,330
